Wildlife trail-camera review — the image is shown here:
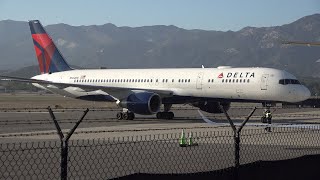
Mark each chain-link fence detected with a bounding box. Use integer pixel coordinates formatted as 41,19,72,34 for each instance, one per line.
1,126,320,179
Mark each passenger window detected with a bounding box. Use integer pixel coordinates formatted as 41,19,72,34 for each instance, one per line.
189,79,191,82
208,79,210,83
292,79,300,84
222,79,224,83
172,79,174,82
247,79,250,83
279,79,284,85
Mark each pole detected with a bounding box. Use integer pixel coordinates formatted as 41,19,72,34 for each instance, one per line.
47,106,89,180
219,105,257,180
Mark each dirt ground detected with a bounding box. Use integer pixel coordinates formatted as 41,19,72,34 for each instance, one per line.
0,93,116,109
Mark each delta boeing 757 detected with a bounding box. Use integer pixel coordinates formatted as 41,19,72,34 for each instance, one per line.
0,20,311,120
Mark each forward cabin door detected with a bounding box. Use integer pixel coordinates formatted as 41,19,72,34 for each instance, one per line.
196,72,204,89
260,74,269,90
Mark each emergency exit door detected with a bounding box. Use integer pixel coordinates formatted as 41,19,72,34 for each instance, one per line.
260,74,269,90
196,72,204,89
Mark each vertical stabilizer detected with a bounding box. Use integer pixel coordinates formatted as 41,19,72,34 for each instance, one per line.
29,20,72,74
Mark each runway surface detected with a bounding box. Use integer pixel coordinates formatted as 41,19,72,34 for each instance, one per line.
0,105,320,141
1,94,320,179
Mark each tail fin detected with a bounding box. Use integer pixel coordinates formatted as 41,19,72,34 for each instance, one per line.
29,20,72,74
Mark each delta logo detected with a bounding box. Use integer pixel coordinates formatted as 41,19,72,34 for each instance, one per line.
218,73,223,78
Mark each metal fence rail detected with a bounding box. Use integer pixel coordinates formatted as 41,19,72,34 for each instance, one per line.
1,126,320,179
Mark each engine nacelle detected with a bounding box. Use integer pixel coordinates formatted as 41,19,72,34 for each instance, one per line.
119,92,161,115
193,101,231,113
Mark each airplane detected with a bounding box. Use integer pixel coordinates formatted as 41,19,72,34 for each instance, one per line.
0,20,311,120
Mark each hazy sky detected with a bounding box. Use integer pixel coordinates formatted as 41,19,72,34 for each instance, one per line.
0,0,319,31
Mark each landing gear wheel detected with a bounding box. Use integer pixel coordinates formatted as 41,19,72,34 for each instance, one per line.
156,112,161,119
128,112,135,120
117,112,123,120
261,117,267,123
116,112,135,120
168,112,174,119
122,112,129,120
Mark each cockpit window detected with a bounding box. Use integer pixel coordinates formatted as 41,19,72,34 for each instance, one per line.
279,79,300,85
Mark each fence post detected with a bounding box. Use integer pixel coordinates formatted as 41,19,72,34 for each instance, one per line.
219,106,256,180
47,106,89,180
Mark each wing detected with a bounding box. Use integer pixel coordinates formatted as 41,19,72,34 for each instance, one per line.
0,75,174,98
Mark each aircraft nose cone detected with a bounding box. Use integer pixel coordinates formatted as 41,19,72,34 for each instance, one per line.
299,86,311,101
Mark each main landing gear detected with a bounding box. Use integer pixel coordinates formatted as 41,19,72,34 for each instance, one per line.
156,104,175,119
116,110,135,120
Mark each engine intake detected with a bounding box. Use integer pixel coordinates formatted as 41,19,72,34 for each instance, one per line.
119,92,161,115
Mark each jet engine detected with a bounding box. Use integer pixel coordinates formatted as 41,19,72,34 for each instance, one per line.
119,92,161,115
193,101,231,113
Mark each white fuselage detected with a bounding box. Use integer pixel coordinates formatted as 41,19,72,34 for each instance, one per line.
32,67,310,103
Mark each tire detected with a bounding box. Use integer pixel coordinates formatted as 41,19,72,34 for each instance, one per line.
122,112,129,120
128,112,135,120
156,112,162,119
168,112,174,119
116,112,123,120
261,117,267,123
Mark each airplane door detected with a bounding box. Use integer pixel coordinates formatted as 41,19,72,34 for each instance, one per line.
196,72,204,89
260,74,269,90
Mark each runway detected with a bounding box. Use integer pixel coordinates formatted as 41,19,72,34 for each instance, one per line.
1,106,320,142
1,96,320,179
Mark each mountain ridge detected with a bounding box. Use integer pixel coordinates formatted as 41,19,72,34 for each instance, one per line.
0,14,319,77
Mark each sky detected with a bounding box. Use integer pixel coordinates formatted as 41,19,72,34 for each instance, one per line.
0,0,319,31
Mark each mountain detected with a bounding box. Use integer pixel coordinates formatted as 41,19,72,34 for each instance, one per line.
0,14,320,77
